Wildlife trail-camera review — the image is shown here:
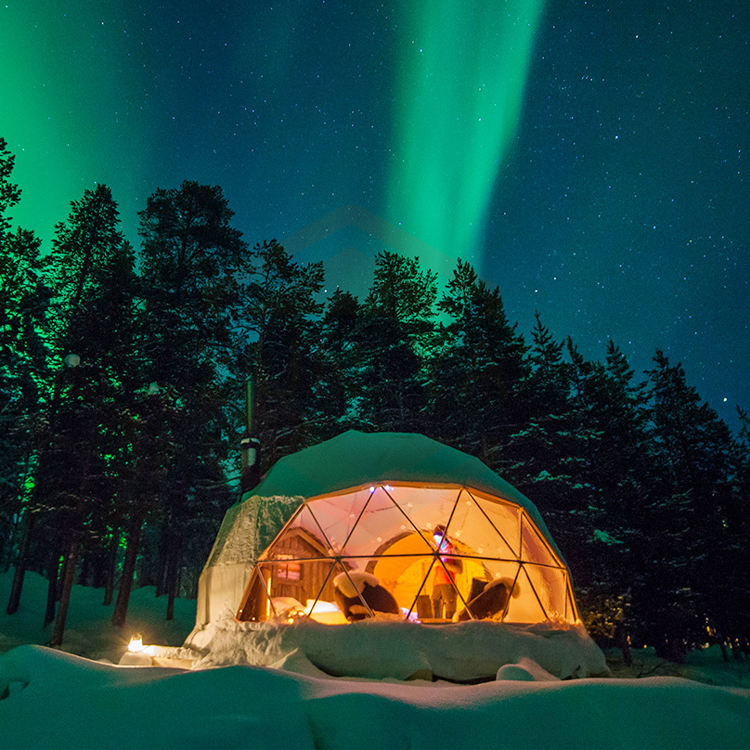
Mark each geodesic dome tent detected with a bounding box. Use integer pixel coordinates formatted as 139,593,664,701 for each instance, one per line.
191,431,580,632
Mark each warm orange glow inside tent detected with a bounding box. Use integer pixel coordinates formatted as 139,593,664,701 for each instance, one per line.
236,482,578,625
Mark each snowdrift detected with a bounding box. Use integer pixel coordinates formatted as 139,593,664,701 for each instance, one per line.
187,618,607,681
2,644,749,750
1,569,749,749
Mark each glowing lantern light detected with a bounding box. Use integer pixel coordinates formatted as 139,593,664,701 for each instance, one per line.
128,633,144,653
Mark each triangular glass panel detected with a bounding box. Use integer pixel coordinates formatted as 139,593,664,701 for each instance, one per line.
264,504,333,560
520,513,558,567
305,486,375,555
297,559,349,624
458,561,521,620
447,489,519,561
405,555,439,621
237,568,269,622
523,563,568,622
565,583,576,623
381,485,461,547
469,492,522,559
504,565,548,623
340,486,433,558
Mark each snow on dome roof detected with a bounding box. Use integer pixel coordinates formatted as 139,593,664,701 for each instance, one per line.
252,430,512,499
245,430,560,558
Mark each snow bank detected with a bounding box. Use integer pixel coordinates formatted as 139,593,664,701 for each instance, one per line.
187,617,608,681
1,645,749,750
606,644,750,688
2,570,749,750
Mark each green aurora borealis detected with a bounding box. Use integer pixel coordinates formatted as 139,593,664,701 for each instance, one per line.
1,1,152,241
1,0,748,423
387,0,545,275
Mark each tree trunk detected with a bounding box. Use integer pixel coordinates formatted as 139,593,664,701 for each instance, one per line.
3,452,34,572
166,579,176,620
49,450,90,649
44,550,60,627
720,641,729,662
165,532,181,621
617,625,632,667
111,518,142,628
6,511,34,615
48,534,81,648
78,548,91,587
55,542,70,602
103,528,119,606
155,523,169,597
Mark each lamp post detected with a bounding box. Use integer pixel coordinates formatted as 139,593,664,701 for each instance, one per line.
240,375,261,494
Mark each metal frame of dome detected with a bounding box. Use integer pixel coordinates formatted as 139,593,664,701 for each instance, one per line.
190,432,581,634
236,479,579,625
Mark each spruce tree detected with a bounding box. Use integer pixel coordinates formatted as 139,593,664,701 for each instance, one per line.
430,259,527,458
7,185,132,622
314,289,367,439
563,340,652,659
500,317,601,593
138,181,245,617
729,409,750,654
643,350,737,658
39,186,137,645
0,139,51,585
358,251,437,433
233,239,324,470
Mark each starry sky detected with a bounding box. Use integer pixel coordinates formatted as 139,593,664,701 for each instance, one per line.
2,0,748,427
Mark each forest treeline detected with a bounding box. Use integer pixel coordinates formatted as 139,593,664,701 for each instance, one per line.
1,137,748,660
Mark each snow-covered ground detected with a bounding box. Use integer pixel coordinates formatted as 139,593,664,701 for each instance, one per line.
185,616,608,682
1,570,749,749
0,570,195,662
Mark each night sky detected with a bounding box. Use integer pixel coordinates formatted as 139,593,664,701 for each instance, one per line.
2,1,748,427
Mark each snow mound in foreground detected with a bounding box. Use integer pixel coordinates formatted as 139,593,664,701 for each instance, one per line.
187,618,608,681
2,644,750,750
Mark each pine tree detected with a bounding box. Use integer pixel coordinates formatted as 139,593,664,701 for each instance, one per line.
500,317,601,592
358,252,437,433
66,243,143,615
642,351,737,658
0,139,51,582
562,341,652,659
314,289,367,439
111,381,178,627
36,186,138,645
728,409,750,654
429,259,527,457
0,137,21,235
138,181,245,617
7,186,132,621
233,239,324,470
